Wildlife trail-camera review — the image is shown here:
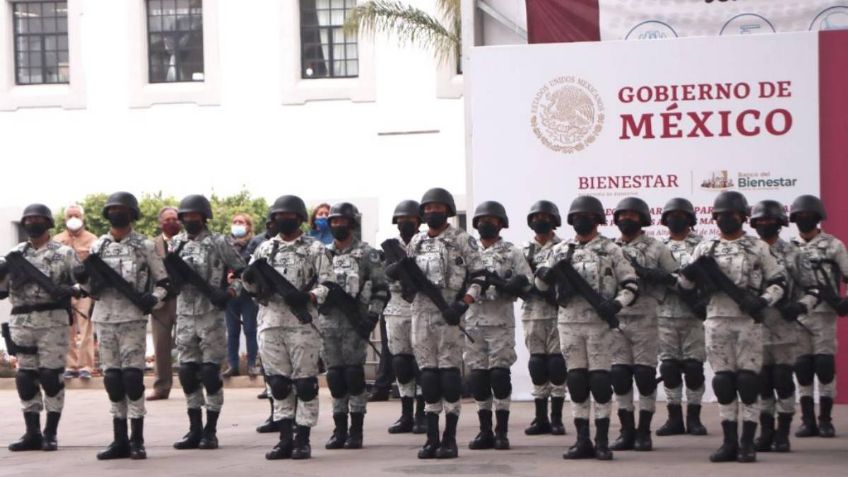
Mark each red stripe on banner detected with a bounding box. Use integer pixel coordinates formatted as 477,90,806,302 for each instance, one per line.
819,29,848,404
526,0,600,44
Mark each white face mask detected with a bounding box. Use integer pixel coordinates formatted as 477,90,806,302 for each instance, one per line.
231,224,247,238
66,217,83,232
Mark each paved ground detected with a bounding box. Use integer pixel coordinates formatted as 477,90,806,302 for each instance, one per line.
0,388,845,477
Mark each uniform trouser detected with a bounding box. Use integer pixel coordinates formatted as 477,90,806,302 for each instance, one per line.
465,325,517,412
412,309,463,415
523,319,567,399
762,343,796,416
97,321,147,419
705,317,763,422
559,322,614,420
386,313,418,399
658,316,706,405
259,324,321,427
150,298,177,397
796,312,837,399
177,311,226,412
66,296,95,372
11,325,69,413
612,315,658,413
321,319,368,415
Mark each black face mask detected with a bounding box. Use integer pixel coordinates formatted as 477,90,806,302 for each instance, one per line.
183,220,204,236
666,216,690,235
755,223,781,240
275,218,300,236
617,219,641,236
331,226,351,241
795,217,819,234
716,215,743,235
572,216,595,236
398,221,418,242
530,220,553,235
477,223,500,240
107,211,131,228
424,212,448,229
24,222,49,238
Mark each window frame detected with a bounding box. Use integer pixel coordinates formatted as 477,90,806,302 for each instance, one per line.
298,0,358,80
11,0,70,86
145,0,205,84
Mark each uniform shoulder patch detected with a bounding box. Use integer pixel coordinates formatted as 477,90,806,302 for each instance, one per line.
467,236,479,251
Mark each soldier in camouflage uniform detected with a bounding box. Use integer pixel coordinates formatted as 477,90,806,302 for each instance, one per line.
609,197,677,452
170,194,246,451
536,195,638,461
243,195,333,460
679,191,785,463
320,202,388,451
397,187,484,460
465,201,532,452
521,200,567,437
383,200,426,435
1,204,79,452
788,195,848,439
749,200,819,453
655,198,708,437
78,192,171,461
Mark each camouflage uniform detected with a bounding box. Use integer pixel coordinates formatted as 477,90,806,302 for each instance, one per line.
172,229,245,413
246,233,332,427
88,230,169,420
384,235,417,399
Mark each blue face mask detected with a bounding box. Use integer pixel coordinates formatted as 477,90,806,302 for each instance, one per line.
315,217,329,232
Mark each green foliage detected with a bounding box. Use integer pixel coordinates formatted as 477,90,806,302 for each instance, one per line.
207,190,269,236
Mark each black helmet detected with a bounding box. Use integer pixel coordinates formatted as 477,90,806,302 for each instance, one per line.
567,195,606,225
269,195,308,222
789,194,827,222
178,194,213,221
527,200,561,228
392,200,421,224
21,203,54,228
419,187,456,217
712,191,749,217
328,202,360,225
472,201,509,229
661,198,697,227
750,200,788,226
613,197,652,227
102,191,140,221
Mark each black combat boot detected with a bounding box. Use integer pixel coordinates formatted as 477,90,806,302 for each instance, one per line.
129,418,146,460
594,417,613,461
524,399,552,435
345,412,364,449
550,397,566,435
795,396,818,437
754,413,775,452
41,412,60,451
412,396,426,434
634,410,653,451
265,419,294,460
173,408,203,449
198,410,219,449
8,412,43,452
563,418,595,459
686,404,708,435
325,413,348,449
818,396,835,438
256,399,280,433
737,420,758,463
656,404,686,436
469,410,495,450
291,425,312,460
435,412,459,459
611,409,635,451
709,420,739,463
417,413,440,459
97,418,130,460
773,413,792,452
389,397,414,434
494,410,510,450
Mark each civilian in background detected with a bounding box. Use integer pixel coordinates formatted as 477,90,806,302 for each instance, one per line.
308,203,332,245
224,213,259,377
147,206,181,400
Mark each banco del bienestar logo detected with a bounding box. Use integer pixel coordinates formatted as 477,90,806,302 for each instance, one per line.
530,76,604,154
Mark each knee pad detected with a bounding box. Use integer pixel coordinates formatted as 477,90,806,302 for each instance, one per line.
659,359,683,389
736,370,760,405
682,359,705,390
344,366,366,395
325,367,348,399
466,369,492,402
794,354,815,386
490,367,512,400
773,364,796,399
814,354,836,384
267,375,293,400
712,371,737,405
179,362,201,394
392,354,416,384
566,369,590,403
440,367,462,403
759,365,775,398
295,377,319,402
589,370,613,404
419,368,441,404
122,368,145,401
37,368,64,397
610,364,634,396
200,363,223,394
548,354,567,386
528,354,549,385
15,369,40,401
103,368,126,403
634,365,657,396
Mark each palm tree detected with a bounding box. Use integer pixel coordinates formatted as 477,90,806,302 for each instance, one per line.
344,0,461,65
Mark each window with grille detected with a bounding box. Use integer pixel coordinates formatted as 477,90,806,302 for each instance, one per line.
12,1,69,85
300,0,359,79
146,0,205,83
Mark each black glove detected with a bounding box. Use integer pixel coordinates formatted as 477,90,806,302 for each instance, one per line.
836,299,848,317
442,301,469,326
385,262,402,281
740,295,768,316
72,264,90,285
535,266,556,285
597,299,622,329
679,263,700,282
52,285,81,301
503,275,529,297
779,302,807,322
210,288,231,309
139,293,159,314
284,290,312,309
242,266,258,285
635,265,676,286
356,312,380,339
